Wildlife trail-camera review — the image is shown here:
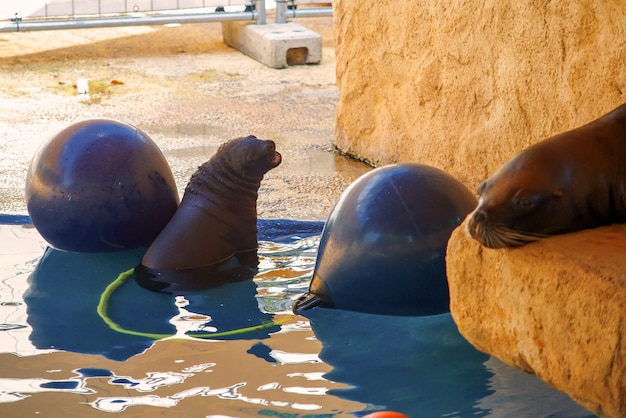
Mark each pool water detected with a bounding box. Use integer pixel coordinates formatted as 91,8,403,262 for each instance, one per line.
0,218,596,417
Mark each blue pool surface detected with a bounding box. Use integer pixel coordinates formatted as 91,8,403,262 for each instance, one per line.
0,215,596,417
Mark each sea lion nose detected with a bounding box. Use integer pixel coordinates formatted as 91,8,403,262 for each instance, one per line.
467,209,487,237
471,209,488,223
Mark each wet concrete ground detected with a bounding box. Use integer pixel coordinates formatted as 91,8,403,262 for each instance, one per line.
0,17,372,221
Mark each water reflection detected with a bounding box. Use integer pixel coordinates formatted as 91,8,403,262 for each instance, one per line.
25,247,174,360
23,220,324,361
0,218,597,416
304,309,493,416
89,377,328,413
304,308,596,417
0,375,94,403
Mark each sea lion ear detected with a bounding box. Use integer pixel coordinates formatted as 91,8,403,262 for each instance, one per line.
553,188,564,197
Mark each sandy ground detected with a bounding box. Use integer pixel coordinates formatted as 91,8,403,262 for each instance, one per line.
0,16,372,221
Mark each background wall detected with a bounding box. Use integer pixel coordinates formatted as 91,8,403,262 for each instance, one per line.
333,0,626,190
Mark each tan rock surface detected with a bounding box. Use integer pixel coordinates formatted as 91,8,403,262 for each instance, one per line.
446,221,626,418
333,0,626,190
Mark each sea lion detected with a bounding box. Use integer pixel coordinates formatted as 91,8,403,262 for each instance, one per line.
467,103,626,248
135,135,282,292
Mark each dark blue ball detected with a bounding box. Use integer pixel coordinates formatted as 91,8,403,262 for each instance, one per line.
25,119,179,252
294,163,477,316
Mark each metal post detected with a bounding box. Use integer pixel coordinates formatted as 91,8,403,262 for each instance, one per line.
275,0,286,23
256,0,266,25
10,13,21,32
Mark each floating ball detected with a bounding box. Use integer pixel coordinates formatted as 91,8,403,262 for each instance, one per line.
25,119,180,252
294,163,477,316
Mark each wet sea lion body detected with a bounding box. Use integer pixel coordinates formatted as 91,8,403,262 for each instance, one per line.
467,103,626,248
136,135,282,292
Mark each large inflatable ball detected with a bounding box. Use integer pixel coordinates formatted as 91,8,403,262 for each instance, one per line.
294,163,477,316
25,119,180,253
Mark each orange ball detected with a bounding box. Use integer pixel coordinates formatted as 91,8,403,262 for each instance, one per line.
363,412,410,418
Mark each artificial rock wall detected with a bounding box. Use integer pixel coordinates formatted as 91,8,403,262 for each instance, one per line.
332,1,626,417
333,0,626,190
447,223,626,418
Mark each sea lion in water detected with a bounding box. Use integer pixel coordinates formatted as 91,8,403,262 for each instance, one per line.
467,103,626,248
135,135,282,292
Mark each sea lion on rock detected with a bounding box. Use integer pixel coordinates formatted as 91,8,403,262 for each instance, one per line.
467,103,626,248
135,135,281,292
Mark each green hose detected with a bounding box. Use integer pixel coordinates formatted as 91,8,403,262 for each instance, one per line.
96,267,292,340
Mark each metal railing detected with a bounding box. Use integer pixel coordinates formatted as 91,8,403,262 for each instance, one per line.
0,0,332,32
274,0,332,24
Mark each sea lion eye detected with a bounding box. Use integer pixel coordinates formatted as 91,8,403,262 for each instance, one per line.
516,197,534,209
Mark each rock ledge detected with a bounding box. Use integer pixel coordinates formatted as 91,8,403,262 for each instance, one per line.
446,222,626,418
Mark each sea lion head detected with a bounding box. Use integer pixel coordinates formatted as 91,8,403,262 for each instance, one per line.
218,135,282,179
466,150,571,248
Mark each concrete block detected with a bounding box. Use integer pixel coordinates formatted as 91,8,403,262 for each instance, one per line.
222,21,322,69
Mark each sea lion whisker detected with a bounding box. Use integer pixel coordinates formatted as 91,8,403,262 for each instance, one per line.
470,221,548,248
484,227,535,247
504,228,548,240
